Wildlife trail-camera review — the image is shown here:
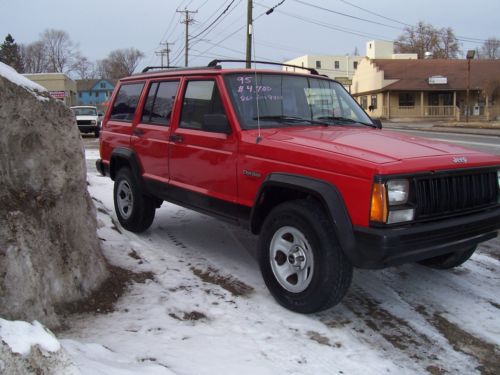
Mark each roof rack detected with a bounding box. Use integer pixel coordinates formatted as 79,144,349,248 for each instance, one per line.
140,65,221,74
207,59,320,75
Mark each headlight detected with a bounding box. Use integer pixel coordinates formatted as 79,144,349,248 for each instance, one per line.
387,179,409,205
370,178,414,224
91,120,97,125
497,170,500,189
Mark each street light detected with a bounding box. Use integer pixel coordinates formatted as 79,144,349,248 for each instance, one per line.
466,50,475,123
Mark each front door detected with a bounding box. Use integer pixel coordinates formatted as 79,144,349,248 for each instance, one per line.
169,78,238,208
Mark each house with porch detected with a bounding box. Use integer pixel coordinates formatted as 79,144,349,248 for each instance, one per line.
351,59,500,121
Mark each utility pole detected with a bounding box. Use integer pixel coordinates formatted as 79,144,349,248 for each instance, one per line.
155,42,173,68
177,9,197,67
246,0,253,68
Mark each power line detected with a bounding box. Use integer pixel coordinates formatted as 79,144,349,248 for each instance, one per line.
292,0,402,30
189,0,237,41
339,0,412,28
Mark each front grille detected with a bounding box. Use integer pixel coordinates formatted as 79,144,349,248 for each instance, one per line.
77,120,92,125
414,170,498,219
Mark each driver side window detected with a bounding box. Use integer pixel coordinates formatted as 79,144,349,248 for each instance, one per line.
180,80,226,131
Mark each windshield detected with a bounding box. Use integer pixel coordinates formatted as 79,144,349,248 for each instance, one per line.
71,107,97,116
224,73,372,129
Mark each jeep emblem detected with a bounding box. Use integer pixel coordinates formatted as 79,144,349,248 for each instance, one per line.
453,157,468,164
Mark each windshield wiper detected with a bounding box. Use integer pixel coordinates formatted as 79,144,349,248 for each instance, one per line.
253,115,326,125
315,116,377,128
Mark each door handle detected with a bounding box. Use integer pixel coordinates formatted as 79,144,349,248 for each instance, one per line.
133,128,144,136
169,134,184,143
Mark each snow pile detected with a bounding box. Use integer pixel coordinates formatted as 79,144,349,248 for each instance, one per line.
0,319,60,355
0,65,109,328
0,318,79,374
0,61,47,100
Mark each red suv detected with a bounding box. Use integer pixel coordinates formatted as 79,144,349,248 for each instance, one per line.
97,60,500,313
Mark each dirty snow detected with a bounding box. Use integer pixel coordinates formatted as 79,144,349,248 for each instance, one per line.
4,148,499,374
0,62,48,101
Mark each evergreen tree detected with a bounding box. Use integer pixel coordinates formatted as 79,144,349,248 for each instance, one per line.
0,34,24,72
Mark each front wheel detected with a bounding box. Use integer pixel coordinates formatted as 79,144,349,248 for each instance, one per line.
258,199,353,313
418,246,477,269
113,167,156,233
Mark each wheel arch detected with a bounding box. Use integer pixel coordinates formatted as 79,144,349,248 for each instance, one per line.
250,173,356,256
109,147,142,181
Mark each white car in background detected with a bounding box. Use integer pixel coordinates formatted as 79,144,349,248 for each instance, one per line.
70,106,103,137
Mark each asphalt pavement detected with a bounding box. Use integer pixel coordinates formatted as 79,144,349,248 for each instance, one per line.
383,120,500,137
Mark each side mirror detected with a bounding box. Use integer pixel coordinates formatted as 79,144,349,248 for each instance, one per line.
203,114,231,134
371,118,382,129
98,112,104,117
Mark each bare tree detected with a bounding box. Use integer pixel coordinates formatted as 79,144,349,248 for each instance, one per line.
20,41,49,73
97,48,144,79
72,54,96,79
395,21,460,59
479,37,500,59
40,29,77,73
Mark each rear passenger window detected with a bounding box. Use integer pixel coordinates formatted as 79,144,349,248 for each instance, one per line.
141,81,179,125
110,83,144,122
180,80,225,130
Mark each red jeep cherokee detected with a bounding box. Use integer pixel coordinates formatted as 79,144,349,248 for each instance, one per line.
97,60,500,313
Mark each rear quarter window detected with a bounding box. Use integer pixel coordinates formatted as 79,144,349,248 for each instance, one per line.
110,83,145,122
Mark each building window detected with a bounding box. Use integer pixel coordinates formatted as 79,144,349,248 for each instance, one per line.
315,60,321,69
353,61,358,69
399,93,415,107
95,92,99,98
100,82,106,88
370,95,377,110
334,61,339,69
360,96,368,109
78,92,82,98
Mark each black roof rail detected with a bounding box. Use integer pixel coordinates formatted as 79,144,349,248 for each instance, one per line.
207,59,320,75
139,65,221,74
141,66,180,73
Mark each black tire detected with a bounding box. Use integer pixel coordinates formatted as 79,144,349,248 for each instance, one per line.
258,199,353,313
94,129,100,138
418,246,477,269
113,167,156,233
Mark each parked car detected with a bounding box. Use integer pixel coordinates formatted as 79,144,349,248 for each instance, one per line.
71,105,103,137
96,60,500,313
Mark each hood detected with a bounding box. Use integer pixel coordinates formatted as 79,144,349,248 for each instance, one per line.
266,126,484,164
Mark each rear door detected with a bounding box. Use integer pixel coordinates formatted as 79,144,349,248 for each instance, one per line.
132,79,180,182
169,77,238,205
101,82,145,160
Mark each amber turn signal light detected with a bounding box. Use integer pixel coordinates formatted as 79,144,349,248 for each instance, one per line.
370,182,388,223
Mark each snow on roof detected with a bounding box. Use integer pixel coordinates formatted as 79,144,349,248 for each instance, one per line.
0,62,48,100
0,318,60,355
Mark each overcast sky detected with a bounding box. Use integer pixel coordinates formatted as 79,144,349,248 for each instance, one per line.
1,0,498,72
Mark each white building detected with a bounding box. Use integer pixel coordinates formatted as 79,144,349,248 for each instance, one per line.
283,40,418,86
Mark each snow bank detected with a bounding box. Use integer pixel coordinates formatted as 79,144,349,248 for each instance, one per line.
0,318,79,374
0,318,60,355
0,61,48,100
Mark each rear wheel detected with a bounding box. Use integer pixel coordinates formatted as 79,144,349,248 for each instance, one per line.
114,167,156,233
258,199,353,313
418,246,477,269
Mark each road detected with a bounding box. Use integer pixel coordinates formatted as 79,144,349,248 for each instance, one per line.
388,128,500,155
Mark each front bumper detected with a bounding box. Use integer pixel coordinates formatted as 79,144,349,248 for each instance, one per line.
350,207,500,269
95,159,109,176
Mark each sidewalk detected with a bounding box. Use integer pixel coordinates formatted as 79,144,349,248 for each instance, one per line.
382,120,500,137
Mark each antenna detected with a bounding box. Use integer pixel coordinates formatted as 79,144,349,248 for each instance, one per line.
252,18,262,144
